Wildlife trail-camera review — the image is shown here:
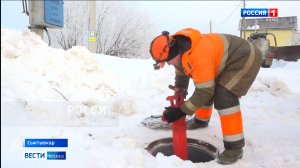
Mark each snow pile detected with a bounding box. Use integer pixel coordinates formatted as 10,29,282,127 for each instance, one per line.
1,29,137,127
2,29,300,168
1,30,119,101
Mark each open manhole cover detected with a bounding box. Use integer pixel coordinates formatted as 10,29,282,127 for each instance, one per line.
146,138,217,163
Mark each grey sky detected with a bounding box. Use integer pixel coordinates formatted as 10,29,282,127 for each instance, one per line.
1,1,300,36
1,1,28,30
136,1,300,35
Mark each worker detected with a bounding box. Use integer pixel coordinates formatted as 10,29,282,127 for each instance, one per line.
149,28,262,164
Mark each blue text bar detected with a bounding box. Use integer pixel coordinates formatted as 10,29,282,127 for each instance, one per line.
25,139,68,147
241,8,268,17
47,151,66,160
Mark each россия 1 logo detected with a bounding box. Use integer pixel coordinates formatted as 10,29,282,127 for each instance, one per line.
241,8,278,17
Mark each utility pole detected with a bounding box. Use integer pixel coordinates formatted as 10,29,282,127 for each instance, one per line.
240,0,246,38
210,20,212,33
243,0,246,39
28,1,44,39
28,0,64,44
88,1,96,53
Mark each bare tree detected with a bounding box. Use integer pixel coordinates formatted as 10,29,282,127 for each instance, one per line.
50,1,154,58
95,2,154,58
50,1,88,50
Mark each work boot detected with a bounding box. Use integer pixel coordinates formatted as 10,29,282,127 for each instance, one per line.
217,148,243,165
186,117,209,130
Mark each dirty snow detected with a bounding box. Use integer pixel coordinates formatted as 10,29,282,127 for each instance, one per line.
2,29,300,168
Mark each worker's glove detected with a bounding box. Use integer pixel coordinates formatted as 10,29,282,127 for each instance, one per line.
162,107,186,123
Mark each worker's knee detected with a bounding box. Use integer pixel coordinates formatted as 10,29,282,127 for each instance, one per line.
214,85,239,110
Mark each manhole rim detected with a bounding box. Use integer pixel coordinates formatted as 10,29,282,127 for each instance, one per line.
146,137,218,162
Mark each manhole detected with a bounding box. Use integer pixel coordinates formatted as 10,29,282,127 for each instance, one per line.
146,138,217,163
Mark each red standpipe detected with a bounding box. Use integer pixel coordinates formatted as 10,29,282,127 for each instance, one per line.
166,90,187,160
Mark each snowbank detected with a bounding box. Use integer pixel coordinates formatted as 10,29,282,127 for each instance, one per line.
2,29,300,168
1,29,143,127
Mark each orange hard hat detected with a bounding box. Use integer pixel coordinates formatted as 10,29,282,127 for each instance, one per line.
150,31,175,63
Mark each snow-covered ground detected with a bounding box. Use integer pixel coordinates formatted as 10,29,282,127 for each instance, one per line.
2,29,300,168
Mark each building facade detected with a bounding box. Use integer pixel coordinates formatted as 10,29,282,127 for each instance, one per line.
239,16,298,46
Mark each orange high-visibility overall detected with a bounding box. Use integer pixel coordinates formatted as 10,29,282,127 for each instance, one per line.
173,28,262,149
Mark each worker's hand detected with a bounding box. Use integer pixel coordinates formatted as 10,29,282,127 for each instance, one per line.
162,107,186,123
169,85,188,98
